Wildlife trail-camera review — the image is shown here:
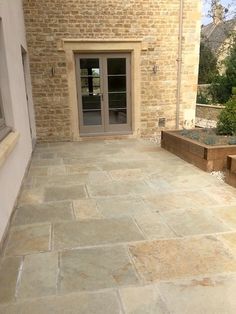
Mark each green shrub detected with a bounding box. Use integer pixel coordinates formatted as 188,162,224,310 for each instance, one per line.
197,92,209,104
216,98,236,135
198,41,218,84
232,87,236,96
210,76,232,104
209,40,236,104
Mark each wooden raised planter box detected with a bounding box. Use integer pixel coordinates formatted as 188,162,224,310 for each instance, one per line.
161,130,236,172
226,155,236,188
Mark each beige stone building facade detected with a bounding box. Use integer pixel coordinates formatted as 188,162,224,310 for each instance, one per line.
23,0,201,141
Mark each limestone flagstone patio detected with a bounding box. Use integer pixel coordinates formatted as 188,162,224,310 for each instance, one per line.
1,139,236,313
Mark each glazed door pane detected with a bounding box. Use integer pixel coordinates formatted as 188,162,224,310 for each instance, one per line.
79,58,102,126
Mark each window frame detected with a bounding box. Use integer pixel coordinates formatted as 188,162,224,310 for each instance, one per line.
0,90,11,141
0,18,12,142
0,90,4,127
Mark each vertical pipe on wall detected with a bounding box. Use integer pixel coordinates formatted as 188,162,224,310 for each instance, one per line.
176,0,184,129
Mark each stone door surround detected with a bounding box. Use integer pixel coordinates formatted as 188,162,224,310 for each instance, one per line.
59,39,142,140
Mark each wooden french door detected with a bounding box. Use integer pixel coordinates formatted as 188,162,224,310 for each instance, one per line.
75,53,131,135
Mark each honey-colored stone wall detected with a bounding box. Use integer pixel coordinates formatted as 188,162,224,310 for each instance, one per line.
196,104,224,121
23,0,201,141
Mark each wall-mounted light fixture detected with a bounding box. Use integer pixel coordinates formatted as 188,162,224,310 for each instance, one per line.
51,66,55,77
153,64,157,74
158,117,166,128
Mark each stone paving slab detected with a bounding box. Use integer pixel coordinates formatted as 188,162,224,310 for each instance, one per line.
48,165,67,176
120,285,169,314
87,181,151,197
35,174,90,186
212,206,236,229
109,168,146,181
159,274,236,314
12,201,73,226
96,197,151,218
18,188,44,206
145,178,171,192
0,291,121,314
53,217,144,250
33,152,55,159
2,139,236,312
88,171,111,184
148,164,203,178
98,160,151,171
218,232,236,255
17,252,58,299
0,257,22,304
129,236,236,282
164,174,217,190
66,163,101,173
134,213,176,240
5,224,51,256
144,190,217,212
59,246,140,293
31,158,63,167
161,208,231,236
44,185,87,202
205,186,236,205
28,167,49,177
63,156,105,165
73,199,102,220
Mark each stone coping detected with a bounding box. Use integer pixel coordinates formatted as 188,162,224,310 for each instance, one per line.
196,103,225,109
198,84,211,87
0,131,20,169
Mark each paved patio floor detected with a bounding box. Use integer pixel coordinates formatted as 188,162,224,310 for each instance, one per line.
1,139,236,313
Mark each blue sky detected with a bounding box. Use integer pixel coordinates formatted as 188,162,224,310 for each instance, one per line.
202,0,236,25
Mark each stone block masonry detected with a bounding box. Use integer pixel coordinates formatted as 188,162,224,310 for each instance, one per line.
196,104,225,122
23,0,201,142
195,104,225,128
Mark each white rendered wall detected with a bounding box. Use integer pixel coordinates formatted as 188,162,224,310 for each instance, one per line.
0,0,36,242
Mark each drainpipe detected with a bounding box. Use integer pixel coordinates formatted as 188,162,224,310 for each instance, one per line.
176,0,184,129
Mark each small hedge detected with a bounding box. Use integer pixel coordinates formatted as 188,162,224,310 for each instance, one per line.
217,97,236,135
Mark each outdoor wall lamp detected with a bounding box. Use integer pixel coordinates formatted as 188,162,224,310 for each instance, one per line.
51,66,55,77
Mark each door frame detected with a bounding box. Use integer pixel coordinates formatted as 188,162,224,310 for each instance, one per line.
75,53,132,136
75,54,105,135
60,39,142,140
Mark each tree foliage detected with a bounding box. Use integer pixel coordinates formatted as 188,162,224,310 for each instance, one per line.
198,41,218,84
210,38,236,103
225,40,236,86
